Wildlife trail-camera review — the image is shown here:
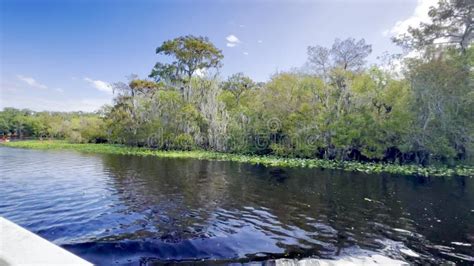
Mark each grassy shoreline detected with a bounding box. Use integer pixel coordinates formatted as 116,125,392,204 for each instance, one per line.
2,140,473,177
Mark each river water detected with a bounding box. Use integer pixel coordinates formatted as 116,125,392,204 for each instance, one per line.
1,147,473,265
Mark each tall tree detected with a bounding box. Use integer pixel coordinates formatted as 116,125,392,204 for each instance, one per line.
393,0,473,52
404,48,473,164
149,35,224,95
222,73,256,105
307,38,372,76
331,38,372,71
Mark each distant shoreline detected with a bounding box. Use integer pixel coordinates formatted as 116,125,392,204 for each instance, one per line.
2,140,473,177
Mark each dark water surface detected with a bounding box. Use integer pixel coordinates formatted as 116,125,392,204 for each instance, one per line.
1,147,473,265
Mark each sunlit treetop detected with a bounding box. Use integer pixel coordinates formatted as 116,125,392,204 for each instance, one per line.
150,35,224,84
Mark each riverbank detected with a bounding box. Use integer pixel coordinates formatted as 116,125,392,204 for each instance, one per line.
2,140,473,177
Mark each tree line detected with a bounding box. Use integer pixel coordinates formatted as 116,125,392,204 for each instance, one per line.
1,0,472,166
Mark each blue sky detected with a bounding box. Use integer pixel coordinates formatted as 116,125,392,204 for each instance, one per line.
0,0,434,112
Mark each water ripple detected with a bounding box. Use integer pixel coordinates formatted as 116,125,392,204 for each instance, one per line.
1,147,473,265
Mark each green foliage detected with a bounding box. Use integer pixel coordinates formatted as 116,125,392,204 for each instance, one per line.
393,0,473,52
403,47,473,164
221,72,256,106
68,116,107,143
150,35,223,83
3,140,472,177
2,23,472,173
173,133,194,150
129,79,163,97
0,109,106,143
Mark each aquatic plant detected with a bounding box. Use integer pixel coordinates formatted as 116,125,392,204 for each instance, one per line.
2,140,473,177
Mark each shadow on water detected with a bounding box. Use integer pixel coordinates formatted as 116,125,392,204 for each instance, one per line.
0,147,473,265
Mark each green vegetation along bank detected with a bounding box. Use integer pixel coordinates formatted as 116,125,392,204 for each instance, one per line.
1,1,472,170
2,140,473,177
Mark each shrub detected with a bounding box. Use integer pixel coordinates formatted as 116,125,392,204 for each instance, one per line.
173,133,194,150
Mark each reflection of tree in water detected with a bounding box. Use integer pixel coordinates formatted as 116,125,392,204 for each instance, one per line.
214,166,473,263
99,153,474,263
100,154,237,242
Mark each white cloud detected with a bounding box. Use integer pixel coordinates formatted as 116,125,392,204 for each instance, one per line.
226,34,240,48
380,0,438,75
55,88,64,93
239,24,245,28
385,0,436,37
243,52,249,56
84,77,113,94
195,68,206,77
16,75,48,89
226,34,240,43
257,40,263,44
